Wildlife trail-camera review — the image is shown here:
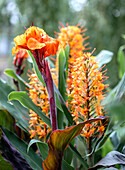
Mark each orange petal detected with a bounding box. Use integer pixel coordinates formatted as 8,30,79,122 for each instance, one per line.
44,39,59,57
27,38,45,50
12,46,19,55
26,26,46,40
14,34,26,46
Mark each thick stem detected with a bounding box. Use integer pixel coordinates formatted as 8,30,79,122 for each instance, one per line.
33,51,57,131
44,62,57,131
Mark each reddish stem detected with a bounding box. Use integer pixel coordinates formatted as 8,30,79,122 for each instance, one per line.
33,51,57,131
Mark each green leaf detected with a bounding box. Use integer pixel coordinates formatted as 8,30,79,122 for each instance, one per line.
27,139,49,160
117,45,125,79
4,69,30,90
0,78,29,132
0,109,14,132
8,91,51,128
43,117,107,170
110,131,119,150
88,151,125,169
64,139,74,165
54,84,74,125
58,48,67,101
27,140,74,170
58,49,67,129
96,50,113,68
114,73,125,100
1,127,43,170
62,160,74,170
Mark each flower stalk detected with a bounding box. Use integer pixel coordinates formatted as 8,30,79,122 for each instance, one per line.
32,50,57,131
12,26,59,132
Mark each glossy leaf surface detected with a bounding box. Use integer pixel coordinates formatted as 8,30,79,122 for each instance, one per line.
5,69,29,89
96,50,113,68
0,79,29,132
43,117,107,170
8,91,51,128
89,151,125,170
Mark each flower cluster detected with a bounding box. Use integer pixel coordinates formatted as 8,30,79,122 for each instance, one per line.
68,52,108,137
27,69,51,139
56,23,108,138
56,23,89,90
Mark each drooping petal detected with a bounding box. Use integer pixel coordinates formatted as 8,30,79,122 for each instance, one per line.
14,34,26,46
26,26,46,41
27,38,45,50
44,39,59,58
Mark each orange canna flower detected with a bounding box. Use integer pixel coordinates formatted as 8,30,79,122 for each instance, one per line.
12,26,59,58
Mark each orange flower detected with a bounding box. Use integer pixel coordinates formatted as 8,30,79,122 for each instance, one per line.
12,26,59,58
27,69,51,139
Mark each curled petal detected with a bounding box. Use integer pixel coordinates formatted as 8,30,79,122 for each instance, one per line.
44,39,59,58
27,38,45,50
14,34,26,46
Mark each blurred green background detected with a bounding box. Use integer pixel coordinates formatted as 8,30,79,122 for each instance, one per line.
0,0,125,87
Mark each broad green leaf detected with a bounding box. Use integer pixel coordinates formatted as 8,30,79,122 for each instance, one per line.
88,151,125,169
62,160,74,170
117,45,125,79
1,127,43,170
8,91,51,128
95,130,113,152
4,69,30,89
114,73,125,100
58,48,67,101
27,139,49,160
0,78,29,132
58,49,67,129
110,131,119,150
54,84,74,125
0,109,14,132
43,117,107,170
96,50,113,68
55,91,63,112
28,50,73,125
27,139,74,170
64,139,74,165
